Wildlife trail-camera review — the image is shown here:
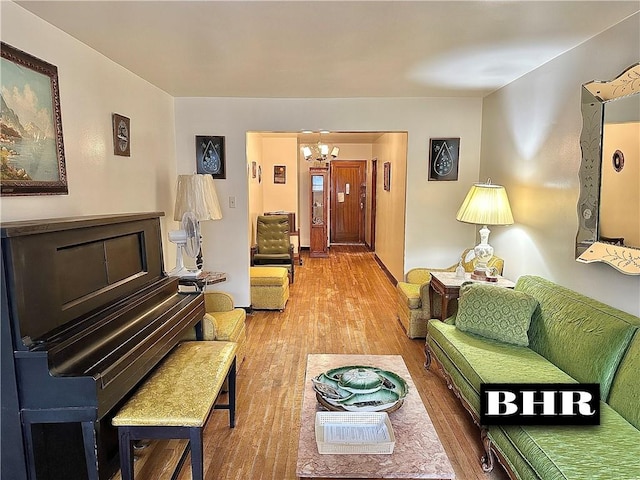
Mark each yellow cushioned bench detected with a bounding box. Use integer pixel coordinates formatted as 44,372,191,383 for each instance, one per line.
250,266,289,310
112,341,237,480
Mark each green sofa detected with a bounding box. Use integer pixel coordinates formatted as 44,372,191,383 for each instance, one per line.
425,275,640,480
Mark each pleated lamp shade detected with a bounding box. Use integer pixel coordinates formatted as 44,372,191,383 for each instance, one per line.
174,174,223,222
456,183,514,226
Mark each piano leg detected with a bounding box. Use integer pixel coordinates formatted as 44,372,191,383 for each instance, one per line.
81,421,99,480
21,408,99,480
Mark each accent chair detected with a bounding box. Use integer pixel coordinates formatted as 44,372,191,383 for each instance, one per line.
397,248,504,338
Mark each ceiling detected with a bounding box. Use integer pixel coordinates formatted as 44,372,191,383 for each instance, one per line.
16,1,640,99
259,131,387,144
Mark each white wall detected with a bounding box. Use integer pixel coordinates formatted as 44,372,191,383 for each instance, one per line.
262,137,298,216
1,2,177,265
246,132,264,247
480,13,640,316
175,97,483,306
373,133,408,281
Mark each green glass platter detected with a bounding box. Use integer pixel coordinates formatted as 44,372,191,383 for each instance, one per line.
312,365,408,412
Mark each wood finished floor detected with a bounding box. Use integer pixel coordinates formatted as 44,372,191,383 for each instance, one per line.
116,245,509,480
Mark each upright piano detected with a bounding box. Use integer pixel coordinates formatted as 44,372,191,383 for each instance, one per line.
1,212,205,480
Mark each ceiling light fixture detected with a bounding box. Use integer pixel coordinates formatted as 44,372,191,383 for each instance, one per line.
301,132,339,162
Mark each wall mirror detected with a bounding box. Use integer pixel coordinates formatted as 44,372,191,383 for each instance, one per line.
576,63,640,274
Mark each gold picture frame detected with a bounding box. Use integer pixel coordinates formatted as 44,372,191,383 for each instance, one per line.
1,42,68,196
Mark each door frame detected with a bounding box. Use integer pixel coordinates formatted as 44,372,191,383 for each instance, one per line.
370,157,378,251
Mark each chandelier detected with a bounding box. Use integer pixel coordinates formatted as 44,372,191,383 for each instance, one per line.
301,133,339,162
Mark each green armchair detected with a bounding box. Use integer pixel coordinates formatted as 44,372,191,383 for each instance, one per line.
251,215,295,283
396,249,504,338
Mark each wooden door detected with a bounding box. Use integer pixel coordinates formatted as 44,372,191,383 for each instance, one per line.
330,161,366,244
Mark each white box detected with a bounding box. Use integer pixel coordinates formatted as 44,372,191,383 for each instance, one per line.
315,411,395,454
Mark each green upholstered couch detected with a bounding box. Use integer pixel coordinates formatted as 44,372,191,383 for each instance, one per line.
425,275,640,480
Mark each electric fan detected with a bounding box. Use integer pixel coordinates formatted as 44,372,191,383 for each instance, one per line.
168,211,201,278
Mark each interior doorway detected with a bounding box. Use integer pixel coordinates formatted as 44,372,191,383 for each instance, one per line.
330,160,367,244
247,130,408,281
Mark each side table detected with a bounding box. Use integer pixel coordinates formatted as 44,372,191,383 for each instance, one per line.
429,271,515,321
178,271,227,293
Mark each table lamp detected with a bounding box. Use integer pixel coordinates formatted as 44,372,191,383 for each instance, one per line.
456,181,513,280
174,174,223,271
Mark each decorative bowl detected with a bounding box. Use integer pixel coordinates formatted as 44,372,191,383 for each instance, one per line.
312,365,408,412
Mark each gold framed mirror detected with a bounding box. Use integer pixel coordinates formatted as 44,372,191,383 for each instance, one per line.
576,63,640,274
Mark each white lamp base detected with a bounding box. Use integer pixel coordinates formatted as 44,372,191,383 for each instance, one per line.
471,225,495,281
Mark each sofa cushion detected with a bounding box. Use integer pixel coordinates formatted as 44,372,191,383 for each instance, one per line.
489,403,640,480
517,275,639,399
427,321,575,415
397,281,421,309
455,283,538,346
607,332,640,430
250,266,288,285
211,309,246,342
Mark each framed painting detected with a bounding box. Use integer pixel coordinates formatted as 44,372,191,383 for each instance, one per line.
383,162,391,191
428,138,459,181
195,135,225,179
1,42,68,196
274,165,286,184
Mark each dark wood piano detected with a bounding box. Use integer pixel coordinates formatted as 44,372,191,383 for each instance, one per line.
1,212,205,480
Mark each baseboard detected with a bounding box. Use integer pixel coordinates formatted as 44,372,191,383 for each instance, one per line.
374,254,397,286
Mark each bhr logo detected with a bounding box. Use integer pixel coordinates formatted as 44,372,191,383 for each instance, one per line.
480,383,600,425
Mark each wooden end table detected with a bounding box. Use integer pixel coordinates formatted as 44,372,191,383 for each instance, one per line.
178,271,226,292
429,271,515,321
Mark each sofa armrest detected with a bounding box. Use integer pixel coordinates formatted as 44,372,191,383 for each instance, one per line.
204,291,235,312
406,267,448,284
201,313,219,340
250,244,258,266
401,267,451,315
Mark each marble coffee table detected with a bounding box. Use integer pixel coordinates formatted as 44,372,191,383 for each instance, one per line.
296,354,455,479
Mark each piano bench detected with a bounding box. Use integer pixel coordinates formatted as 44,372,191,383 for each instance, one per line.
112,341,238,480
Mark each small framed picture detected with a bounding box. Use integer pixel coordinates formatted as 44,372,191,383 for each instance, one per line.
112,114,130,157
383,162,391,191
274,165,286,184
196,135,225,179
429,138,460,181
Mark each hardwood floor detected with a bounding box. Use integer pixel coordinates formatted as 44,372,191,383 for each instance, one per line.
117,245,509,480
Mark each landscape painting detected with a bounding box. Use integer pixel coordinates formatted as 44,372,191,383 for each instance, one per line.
1,42,67,195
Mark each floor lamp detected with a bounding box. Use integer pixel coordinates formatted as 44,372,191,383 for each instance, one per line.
456,181,513,280
173,174,223,272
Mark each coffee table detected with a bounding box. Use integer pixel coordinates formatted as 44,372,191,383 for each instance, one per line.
296,354,455,479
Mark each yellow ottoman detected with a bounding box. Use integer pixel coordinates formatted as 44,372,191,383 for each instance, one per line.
250,266,289,310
